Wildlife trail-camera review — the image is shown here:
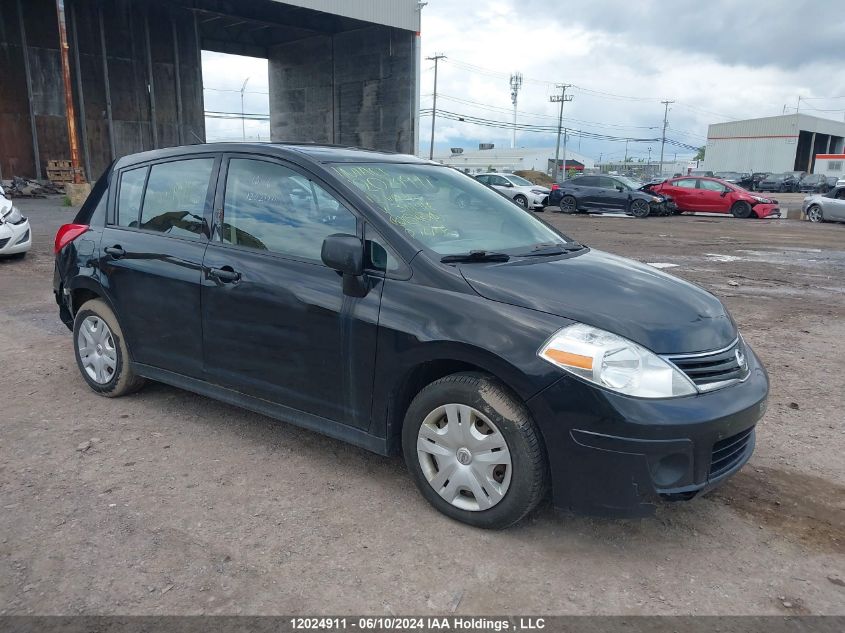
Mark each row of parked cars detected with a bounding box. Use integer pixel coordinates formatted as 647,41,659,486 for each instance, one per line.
702,170,840,193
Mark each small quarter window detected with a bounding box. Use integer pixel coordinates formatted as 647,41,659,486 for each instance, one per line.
117,167,147,227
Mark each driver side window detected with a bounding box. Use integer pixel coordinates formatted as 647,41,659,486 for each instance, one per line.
220,158,357,261
700,180,727,192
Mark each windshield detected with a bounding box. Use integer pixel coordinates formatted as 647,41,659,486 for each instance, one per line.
768,174,785,181
615,176,642,189
506,175,534,187
803,174,821,182
331,163,568,256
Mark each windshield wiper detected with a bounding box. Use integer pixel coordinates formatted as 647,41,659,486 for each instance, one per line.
517,242,585,257
440,250,510,263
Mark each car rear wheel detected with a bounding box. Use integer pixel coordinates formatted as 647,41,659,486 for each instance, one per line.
630,199,650,218
560,195,577,213
807,205,824,223
513,194,528,209
73,298,146,397
401,372,547,529
731,201,753,219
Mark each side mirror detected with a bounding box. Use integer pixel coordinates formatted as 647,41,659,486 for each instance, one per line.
321,233,363,276
616,185,624,192
322,234,367,297
720,190,729,197
504,182,514,188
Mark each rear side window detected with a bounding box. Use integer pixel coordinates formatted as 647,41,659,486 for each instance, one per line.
221,158,357,261
117,167,147,227
674,179,697,189
140,158,214,238
576,176,597,187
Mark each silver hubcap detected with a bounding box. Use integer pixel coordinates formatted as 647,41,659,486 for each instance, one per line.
416,404,512,512
77,316,117,384
808,208,821,222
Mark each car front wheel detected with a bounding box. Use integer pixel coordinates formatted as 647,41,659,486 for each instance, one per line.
630,199,650,218
731,201,753,219
402,372,547,529
807,205,824,223
73,298,146,397
513,194,528,209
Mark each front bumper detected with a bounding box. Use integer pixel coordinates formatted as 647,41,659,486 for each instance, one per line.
526,345,768,517
530,192,550,208
753,203,780,218
0,217,31,255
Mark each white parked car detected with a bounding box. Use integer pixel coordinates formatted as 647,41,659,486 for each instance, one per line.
0,187,31,259
474,173,550,210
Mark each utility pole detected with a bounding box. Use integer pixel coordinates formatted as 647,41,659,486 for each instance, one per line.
509,72,523,149
427,53,446,160
624,138,629,163
550,84,572,183
240,77,250,141
659,100,674,177
562,129,569,181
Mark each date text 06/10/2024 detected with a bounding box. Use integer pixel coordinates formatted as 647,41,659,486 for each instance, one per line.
290,617,547,631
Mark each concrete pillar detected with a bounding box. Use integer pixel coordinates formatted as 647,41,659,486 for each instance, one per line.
269,25,415,154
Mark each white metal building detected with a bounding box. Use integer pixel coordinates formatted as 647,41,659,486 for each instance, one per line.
435,146,595,174
813,154,845,178
703,114,845,174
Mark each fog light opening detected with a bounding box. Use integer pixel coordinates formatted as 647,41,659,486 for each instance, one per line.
651,453,689,488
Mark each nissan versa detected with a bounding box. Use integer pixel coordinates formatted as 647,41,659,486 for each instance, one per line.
53,144,769,529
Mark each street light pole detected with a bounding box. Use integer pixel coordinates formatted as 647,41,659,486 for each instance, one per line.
240,76,250,141
550,84,572,183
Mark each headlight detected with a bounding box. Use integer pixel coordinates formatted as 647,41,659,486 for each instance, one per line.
538,323,697,398
531,189,547,195
752,196,770,203
650,196,662,203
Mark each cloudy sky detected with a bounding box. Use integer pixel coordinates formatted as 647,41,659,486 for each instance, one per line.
203,0,845,162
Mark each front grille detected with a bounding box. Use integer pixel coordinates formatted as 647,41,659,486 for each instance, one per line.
541,195,549,206
666,339,749,391
710,426,754,478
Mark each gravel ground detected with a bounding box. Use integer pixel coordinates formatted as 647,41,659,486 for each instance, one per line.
1,198,843,615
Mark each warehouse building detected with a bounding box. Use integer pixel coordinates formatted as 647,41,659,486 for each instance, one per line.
435,146,595,175
703,114,845,175
0,0,421,181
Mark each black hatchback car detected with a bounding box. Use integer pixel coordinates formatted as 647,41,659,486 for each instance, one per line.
54,144,768,528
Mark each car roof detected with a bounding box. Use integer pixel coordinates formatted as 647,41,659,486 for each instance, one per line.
112,143,433,169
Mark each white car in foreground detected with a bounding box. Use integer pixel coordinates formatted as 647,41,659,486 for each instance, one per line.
475,173,550,210
0,187,31,259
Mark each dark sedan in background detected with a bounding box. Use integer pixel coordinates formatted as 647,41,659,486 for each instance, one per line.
713,171,753,189
799,173,832,194
549,174,674,218
757,172,800,193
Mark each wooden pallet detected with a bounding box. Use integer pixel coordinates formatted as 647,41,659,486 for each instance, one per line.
46,160,84,183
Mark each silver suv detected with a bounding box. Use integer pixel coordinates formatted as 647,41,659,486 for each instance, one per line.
475,173,550,210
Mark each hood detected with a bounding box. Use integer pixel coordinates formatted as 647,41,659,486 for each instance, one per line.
516,185,549,193
459,249,736,354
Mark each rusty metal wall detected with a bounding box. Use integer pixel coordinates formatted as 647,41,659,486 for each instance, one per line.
0,0,205,180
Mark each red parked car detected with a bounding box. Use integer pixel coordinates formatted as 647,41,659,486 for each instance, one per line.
649,176,781,218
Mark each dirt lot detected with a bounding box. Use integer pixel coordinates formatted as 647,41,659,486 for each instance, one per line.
1,199,843,615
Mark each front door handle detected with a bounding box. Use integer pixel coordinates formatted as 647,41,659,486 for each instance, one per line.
104,245,125,258
208,266,241,283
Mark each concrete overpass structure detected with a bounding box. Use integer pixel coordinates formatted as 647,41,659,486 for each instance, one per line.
0,0,421,181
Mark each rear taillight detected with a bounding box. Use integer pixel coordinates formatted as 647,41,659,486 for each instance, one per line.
54,223,89,254
551,184,560,191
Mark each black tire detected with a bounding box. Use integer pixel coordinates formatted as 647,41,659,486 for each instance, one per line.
806,205,824,223
73,298,146,397
629,199,650,218
560,195,577,214
730,201,753,219
401,372,548,529
513,194,528,209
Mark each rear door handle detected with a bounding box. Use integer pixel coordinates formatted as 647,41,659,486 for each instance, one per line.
104,245,125,258
208,266,241,283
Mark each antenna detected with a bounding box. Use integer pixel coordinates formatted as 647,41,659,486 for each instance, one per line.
509,72,523,149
